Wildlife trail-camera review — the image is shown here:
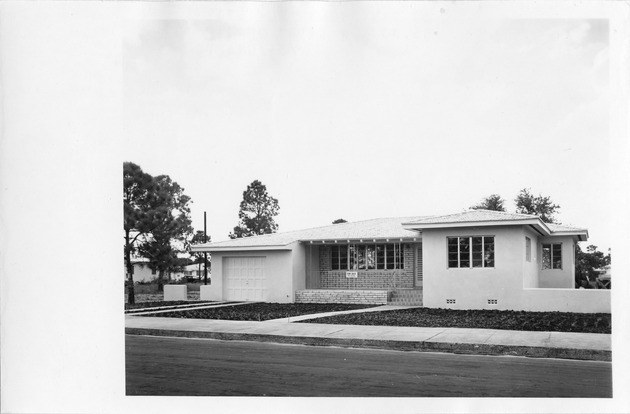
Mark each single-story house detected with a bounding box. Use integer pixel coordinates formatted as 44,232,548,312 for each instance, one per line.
183,263,210,281
191,210,610,313
128,258,157,283
126,256,192,283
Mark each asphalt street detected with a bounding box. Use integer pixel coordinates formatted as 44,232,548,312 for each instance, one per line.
125,334,612,397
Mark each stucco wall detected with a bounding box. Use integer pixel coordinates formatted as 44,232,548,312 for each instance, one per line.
538,236,575,289
291,241,306,301
131,263,156,283
521,288,610,313
204,248,295,303
522,227,539,288
421,226,606,312
422,226,525,310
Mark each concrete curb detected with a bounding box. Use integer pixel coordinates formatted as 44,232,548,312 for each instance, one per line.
125,327,612,362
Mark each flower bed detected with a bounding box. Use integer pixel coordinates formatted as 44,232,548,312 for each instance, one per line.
299,308,611,334
125,300,215,311
141,302,375,321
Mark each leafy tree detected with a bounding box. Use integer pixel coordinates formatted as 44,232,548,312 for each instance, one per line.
575,245,611,288
332,218,348,224
123,163,192,302
189,230,211,281
124,162,159,305
514,188,560,224
137,174,193,292
470,194,506,211
229,180,280,239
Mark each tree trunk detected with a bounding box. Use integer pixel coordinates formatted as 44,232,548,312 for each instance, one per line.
158,269,164,292
125,229,135,305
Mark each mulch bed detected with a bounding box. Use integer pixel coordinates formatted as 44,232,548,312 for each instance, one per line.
140,302,375,321
299,308,611,334
125,300,214,311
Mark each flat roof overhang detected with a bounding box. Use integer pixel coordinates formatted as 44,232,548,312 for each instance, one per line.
299,237,421,245
547,230,589,241
402,218,551,236
190,244,293,253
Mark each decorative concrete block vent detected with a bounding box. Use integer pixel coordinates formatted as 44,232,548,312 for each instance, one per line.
164,285,187,301
295,290,388,305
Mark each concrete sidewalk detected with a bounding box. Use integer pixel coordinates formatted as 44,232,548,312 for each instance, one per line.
125,315,611,361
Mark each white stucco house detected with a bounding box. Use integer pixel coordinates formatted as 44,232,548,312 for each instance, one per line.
129,258,157,283
191,210,611,313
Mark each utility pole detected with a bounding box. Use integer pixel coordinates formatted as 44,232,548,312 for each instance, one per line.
204,211,208,285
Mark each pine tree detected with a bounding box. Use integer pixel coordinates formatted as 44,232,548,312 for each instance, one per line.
230,180,280,238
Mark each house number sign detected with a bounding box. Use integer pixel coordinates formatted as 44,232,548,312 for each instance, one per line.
346,271,358,278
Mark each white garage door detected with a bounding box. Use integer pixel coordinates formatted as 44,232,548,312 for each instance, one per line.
223,256,267,301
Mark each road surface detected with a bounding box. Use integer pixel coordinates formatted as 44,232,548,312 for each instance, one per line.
125,334,612,397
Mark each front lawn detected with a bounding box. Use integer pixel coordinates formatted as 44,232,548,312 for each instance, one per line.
300,308,611,334
141,302,375,321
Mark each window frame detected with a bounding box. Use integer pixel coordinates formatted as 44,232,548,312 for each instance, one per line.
541,242,562,270
447,236,495,269
330,243,405,271
525,237,531,262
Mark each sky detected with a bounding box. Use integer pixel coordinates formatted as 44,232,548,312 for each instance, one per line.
122,7,611,250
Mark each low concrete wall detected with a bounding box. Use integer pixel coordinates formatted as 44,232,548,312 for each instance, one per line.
199,285,214,301
164,285,187,301
521,288,611,313
295,289,388,305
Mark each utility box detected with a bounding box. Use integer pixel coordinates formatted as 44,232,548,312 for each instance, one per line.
164,285,187,301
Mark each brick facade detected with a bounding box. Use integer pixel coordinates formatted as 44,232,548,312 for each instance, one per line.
317,244,417,290
416,243,423,284
295,289,388,304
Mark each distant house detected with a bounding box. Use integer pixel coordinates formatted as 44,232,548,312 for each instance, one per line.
127,256,194,283
191,210,610,313
182,263,210,281
129,258,157,283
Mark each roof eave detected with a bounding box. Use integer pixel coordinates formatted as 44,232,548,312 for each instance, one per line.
402,219,551,235
299,236,422,245
550,230,589,241
192,244,294,252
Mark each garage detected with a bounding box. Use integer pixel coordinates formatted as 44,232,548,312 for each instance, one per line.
223,256,267,301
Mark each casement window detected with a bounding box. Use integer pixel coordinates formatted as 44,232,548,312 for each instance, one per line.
331,244,404,270
541,243,562,270
448,236,494,268
526,237,531,262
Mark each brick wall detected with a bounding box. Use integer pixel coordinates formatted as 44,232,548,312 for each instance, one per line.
318,244,417,289
295,289,388,304
416,243,423,283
